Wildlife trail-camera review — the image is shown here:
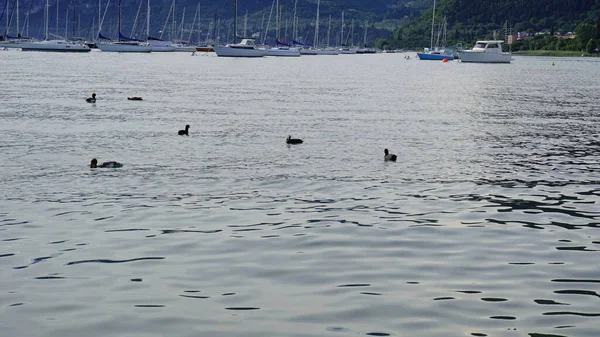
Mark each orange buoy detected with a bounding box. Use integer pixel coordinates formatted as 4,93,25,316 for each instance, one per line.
442,58,448,62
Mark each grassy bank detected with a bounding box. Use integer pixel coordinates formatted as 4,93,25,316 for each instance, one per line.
513,50,599,57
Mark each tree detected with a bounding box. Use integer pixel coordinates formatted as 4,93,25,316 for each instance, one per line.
596,10,600,39
575,23,596,49
586,38,597,53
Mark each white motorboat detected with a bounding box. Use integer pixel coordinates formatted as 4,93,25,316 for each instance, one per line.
214,38,266,58
460,40,512,63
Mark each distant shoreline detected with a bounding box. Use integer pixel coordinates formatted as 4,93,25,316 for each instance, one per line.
512,50,599,57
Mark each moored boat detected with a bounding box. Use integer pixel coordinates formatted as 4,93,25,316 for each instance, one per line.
266,46,301,57
417,49,454,60
196,45,215,52
97,0,152,53
97,40,151,53
214,0,266,58
148,37,175,52
21,39,91,52
19,0,90,52
460,40,512,63
214,38,266,57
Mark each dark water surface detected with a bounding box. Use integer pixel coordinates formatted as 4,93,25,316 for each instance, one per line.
1,51,599,337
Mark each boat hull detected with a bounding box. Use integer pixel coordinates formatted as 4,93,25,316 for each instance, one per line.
299,49,317,55
173,46,197,52
150,46,175,52
315,49,338,55
97,42,152,53
266,47,300,57
339,48,357,54
460,51,511,63
196,46,215,52
0,41,23,49
356,49,376,54
214,46,266,58
149,40,175,52
21,40,91,52
417,52,454,60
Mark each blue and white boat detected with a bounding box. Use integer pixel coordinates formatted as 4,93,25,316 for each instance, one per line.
417,0,455,61
417,48,454,61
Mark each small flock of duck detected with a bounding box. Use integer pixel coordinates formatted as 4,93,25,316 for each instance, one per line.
85,93,143,104
87,92,397,168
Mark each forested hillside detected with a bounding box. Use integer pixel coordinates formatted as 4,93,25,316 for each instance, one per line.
378,0,600,52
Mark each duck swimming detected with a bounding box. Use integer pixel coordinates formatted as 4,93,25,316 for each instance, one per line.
384,149,397,162
90,158,123,168
127,97,143,101
86,93,96,103
286,135,303,144
178,125,190,136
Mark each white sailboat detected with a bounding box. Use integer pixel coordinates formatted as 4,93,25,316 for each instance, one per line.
313,0,337,55
417,1,454,60
0,0,27,48
96,0,151,53
214,0,266,57
356,21,375,54
266,0,299,57
148,0,175,52
21,0,90,52
338,12,356,54
171,7,196,51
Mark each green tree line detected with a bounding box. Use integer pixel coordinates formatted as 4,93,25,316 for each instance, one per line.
376,0,600,53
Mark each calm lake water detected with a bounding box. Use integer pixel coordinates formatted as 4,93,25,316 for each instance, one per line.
1,50,599,337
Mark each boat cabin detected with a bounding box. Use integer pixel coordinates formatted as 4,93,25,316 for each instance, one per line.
470,40,504,53
230,39,257,49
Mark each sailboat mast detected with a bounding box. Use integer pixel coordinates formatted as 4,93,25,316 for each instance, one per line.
363,20,367,47
171,0,175,40
4,0,7,37
45,0,49,40
146,0,149,38
180,7,185,40
341,11,344,46
56,0,59,38
118,0,121,41
275,0,278,40
327,14,330,47
72,1,75,38
243,10,247,39
196,1,200,43
233,0,237,43
430,0,435,50
313,0,319,47
292,0,297,40
16,0,19,36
